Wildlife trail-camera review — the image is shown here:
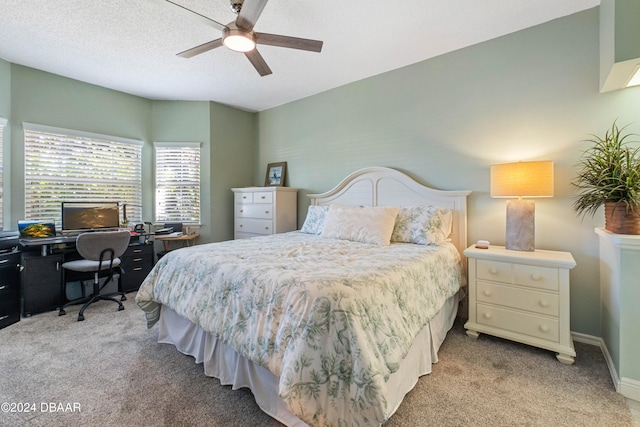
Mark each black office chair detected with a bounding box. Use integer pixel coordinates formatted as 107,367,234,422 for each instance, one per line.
58,230,131,321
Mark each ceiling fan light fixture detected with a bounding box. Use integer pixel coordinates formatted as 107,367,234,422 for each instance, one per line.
223,24,256,52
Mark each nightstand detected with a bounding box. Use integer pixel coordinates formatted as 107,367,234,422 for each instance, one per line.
464,245,576,364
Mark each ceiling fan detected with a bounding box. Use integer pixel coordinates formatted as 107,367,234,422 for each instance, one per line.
153,0,323,76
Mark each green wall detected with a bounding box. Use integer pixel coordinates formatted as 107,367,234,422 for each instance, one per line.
256,8,640,337
3,64,255,245
151,100,211,244
209,102,256,242
0,59,10,119
0,59,11,229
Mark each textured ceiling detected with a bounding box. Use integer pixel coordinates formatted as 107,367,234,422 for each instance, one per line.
0,0,599,112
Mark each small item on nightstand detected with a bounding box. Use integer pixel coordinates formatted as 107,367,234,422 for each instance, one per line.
475,240,490,249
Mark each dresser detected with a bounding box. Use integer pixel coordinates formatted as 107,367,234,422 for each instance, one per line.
464,245,576,364
232,187,297,239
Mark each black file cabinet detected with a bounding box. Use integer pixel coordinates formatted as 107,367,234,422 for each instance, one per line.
0,251,22,329
120,243,154,293
20,252,64,316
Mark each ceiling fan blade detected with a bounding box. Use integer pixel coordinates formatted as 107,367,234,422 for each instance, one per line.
149,0,226,31
255,33,323,52
244,49,272,76
236,0,268,31
177,39,223,58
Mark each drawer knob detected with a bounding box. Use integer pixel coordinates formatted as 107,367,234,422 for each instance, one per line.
243,196,247,199
489,267,499,275
239,224,243,228
261,196,266,199
0,285,7,291
482,289,492,297
531,273,542,281
482,312,492,320
539,324,550,333
538,300,549,307
265,210,270,214
240,209,244,213
265,226,269,230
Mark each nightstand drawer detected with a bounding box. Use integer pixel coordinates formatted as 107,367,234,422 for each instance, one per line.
514,264,558,291
236,218,273,235
236,204,274,219
477,260,513,283
477,281,559,316
476,303,559,342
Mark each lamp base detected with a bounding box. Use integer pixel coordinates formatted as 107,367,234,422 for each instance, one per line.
506,199,535,251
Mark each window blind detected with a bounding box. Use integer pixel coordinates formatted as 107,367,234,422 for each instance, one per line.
154,142,201,223
23,123,143,227
0,117,6,230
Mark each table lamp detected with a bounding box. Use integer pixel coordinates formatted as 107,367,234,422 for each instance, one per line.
490,161,554,251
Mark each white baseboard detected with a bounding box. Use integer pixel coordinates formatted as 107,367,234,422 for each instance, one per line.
620,377,640,402
572,331,640,402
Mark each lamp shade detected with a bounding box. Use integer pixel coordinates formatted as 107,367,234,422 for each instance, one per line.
490,161,554,198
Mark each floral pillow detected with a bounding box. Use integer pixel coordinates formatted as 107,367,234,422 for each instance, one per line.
321,205,399,245
391,206,453,245
300,205,330,234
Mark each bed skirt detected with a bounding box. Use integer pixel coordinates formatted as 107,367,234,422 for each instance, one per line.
157,292,460,426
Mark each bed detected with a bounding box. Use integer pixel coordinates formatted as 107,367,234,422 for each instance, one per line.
136,166,471,427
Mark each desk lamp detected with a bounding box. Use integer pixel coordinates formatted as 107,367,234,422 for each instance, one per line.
490,161,554,251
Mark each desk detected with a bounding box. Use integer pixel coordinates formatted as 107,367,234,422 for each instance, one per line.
155,233,199,252
18,233,154,316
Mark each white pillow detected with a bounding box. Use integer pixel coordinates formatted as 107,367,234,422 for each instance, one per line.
321,205,399,245
391,206,453,245
300,205,329,234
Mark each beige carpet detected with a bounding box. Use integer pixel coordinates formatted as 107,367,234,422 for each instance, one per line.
0,296,633,426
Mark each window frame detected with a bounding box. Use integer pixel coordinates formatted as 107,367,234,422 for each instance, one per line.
154,142,202,224
23,122,143,228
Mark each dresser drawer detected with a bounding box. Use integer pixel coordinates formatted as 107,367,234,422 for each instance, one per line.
252,191,273,204
476,303,559,342
124,244,153,257
236,218,273,235
514,264,558,291
235,192,254,203
477,260,513,284
476,281,559,316
236,204,274,220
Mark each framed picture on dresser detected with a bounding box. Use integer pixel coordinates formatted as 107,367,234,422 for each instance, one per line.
265,162,287,187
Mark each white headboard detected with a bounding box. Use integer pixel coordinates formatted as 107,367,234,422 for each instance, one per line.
307,167,471,256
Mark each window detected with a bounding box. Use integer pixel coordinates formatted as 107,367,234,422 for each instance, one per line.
0,117,5,230
23,123,143,227
154,142,201,223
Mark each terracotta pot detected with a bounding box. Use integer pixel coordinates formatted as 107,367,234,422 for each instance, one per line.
604,201,640,234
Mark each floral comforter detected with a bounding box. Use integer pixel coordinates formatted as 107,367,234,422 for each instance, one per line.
136,232,462,426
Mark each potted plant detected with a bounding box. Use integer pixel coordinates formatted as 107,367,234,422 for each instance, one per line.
572,121,640,234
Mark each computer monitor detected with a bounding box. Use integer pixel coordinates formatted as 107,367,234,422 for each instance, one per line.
17,220,56,239
61,201,120,232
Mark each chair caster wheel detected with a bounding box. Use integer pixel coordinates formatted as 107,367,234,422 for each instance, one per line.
121,295,127,301
59,309,66,316
118,305,125,311
77,314,85,321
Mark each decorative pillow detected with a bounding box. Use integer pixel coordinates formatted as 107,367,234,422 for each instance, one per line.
391,206,453,245
300,205,329,234
321,205,399,245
